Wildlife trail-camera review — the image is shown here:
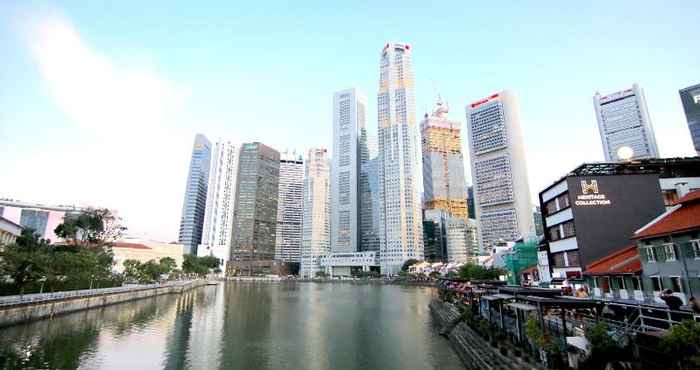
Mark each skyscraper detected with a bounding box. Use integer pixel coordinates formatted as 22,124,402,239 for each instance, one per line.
230,142,280,275
178,134,212,255
466,90,533,250
377,42,424,274
679,83,700,156
593,83,659,161
300,148,331,279
421,97,469,220
331,88,367,253
275,151,304,263
197,140,239,269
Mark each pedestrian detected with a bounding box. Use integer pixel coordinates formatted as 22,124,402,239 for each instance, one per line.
689,296,700,314
576,287,589,298
660,289,683,311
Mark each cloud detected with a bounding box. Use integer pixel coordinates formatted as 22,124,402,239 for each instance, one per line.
26,14,187,135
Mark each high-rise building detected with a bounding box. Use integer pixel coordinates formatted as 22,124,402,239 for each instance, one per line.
421,97,469,220
178,134,212,255
423,209,448,262
467,185,476,219
679,83,700,156
197,141,239,269
446,218,477,264
300,148,331,279
230,142,280,275
466,90,533,250
366,157,381,251
275,151,304,263
377,42,424,274
331,88,367,253
593,84,659,161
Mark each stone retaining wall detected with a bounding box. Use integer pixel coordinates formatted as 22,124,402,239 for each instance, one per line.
429,299,538,370
0,280,207,328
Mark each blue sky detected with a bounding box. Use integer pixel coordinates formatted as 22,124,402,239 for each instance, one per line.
1,1,698,241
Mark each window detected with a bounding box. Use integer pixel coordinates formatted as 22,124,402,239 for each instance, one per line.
553,252,566,268
561,221,575,239
650,276,662,292
548,226,561,241
670,277,683,293
544,199,557,216
597,277,611,293
631,277,641,290
645,247,657,263
662,190,679,206
556,193,570,210
613,276,625,290
663,243,676,261
692,240,700,259
566,251,580,267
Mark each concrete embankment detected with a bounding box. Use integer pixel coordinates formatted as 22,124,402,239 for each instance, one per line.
0,280,207,328
429,299,537,370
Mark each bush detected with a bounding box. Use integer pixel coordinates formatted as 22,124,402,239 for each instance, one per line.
661,320,700,369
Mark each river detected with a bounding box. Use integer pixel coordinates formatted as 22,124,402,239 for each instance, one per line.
0,282,464,370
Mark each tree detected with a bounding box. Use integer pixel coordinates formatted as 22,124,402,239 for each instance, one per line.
182,255,208,276
661,320,700,369
54,208,126,247
0,230,50,295
122,260,142,282
158,257,177,275
458,264,505,281
138,260,163,283
401,259,419,272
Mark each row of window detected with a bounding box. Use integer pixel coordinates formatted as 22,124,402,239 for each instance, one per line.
548,220,575,242
642,240,700,263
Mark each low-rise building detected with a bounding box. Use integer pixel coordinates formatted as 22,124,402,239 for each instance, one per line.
633,190,700,304
319,251,379,277
0,199,90,242
112,239,185,274
0,216,23,247
584,245,643,301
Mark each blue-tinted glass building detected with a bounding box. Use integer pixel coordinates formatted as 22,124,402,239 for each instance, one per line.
178,134,212,255
679,83,700,156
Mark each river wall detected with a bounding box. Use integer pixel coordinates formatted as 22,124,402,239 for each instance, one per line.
0,280,207,328
429,299,537,370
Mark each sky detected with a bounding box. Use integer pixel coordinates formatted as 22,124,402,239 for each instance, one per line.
1,1,698,242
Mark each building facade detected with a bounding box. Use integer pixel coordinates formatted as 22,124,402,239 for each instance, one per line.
197,140,238,270
275,151,304,263
178,134,212,255
593,84,659,161
446,218,474,264
300,149,331,279
466,90,533,250
230,142,280,275
0,216,22,247
679,83,700,156
423,209,449,262
331,88,367,253
113,238,185,274
0,200,88,242
537,158,700,282
377,42,424,274
421,97,468,220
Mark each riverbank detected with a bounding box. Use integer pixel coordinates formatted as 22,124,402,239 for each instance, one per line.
429,299,538,370
0,280,207,328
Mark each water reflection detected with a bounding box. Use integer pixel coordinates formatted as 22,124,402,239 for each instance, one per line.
0,283,463,370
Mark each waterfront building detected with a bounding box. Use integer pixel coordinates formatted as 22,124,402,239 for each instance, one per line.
320,251,379,277
593,84,659,161
0,199,88,242
423,209,449,262
112,238,184,274
377,42,424,274
275,151,304,264
466,90,533,251
421,97,469,220
537,158,700,282
197,140,239,270
679,83,700,156
300,149,331,279
230,142,280,275
178,134,212,255
0,216,22,246
583,245,643,300
634,189,700,303
446,218,476,264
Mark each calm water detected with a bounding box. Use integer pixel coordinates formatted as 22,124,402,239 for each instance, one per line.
0,282,464,370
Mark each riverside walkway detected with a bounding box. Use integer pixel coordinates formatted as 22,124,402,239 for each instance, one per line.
0,280,198,308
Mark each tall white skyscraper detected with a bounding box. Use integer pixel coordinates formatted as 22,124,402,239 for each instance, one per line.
466,90,533,250
275,151,304,263
594,83,659,161
197,141,238,269
331,88,367,253
377,42,424,274
300,148,331,279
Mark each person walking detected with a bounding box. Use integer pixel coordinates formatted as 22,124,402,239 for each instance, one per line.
660,289,683,311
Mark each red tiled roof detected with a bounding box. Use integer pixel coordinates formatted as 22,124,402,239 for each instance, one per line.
521,265,538,274
584,245,641,276
113,242,151,250
633,189,700,240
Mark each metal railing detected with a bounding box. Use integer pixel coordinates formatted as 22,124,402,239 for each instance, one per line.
0,280,197,308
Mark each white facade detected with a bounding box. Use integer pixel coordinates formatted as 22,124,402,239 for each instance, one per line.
446,219,470,264
275,151,304,263
320,251,379,277
331,88,366,253
197,141,238,270
300,148,331,279
377,42,424,274
466,90,533,250
594,83,659,161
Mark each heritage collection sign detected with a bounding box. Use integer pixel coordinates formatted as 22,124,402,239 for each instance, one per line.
575,180,611,206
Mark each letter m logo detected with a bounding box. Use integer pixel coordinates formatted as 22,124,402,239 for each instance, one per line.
581,180,599,194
